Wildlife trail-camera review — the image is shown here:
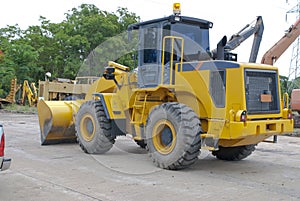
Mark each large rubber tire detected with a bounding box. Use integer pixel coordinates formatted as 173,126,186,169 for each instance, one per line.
75,100,115,154
145,102,202,170
212,145,256,161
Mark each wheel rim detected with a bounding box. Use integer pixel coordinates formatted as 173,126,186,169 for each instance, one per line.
80,113,96,142
152,119,176,155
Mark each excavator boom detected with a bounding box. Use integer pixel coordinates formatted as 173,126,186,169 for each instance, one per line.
225,16,264,63
261,18,300,65
212,16,264,62
21,80,38,106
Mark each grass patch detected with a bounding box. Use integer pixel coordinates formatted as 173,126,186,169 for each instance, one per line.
1,103,37,114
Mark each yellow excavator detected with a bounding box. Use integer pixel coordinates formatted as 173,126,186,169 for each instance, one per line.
20,80,38,106
37,3,293,169
0,78,19,108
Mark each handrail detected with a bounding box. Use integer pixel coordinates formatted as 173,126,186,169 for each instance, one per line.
161,36,184,85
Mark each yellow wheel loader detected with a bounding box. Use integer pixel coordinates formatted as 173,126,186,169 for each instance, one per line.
37,4,293,170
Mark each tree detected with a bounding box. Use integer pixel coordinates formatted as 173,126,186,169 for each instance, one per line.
0,4,140,97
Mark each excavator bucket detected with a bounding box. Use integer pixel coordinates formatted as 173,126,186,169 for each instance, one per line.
37,99,80,145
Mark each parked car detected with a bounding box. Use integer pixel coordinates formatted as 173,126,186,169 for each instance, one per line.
0,124,11,171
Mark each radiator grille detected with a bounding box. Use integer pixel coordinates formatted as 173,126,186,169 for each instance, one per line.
245,70,279,114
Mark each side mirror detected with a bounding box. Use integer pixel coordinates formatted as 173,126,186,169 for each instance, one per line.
103,67,115,80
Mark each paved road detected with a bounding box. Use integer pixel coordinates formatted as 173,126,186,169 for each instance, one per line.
0,111,300,201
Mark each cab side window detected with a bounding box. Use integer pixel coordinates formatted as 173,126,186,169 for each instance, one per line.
143,27,158,63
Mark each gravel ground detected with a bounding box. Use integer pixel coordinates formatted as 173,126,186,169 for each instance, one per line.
0,111,300,201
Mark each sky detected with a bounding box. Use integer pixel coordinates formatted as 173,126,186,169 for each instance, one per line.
0,0,299,77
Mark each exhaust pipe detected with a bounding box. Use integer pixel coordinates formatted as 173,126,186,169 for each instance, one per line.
211,36,227,60
216,36,227,60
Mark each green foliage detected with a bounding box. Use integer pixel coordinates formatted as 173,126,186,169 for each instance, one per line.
280,75,289,96
279,75,300,98
0,4,140,97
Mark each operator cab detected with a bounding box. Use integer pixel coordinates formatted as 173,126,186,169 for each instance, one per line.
128,5,213,88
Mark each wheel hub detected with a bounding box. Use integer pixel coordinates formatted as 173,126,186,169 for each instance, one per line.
152,120,176,155
161,127,173,146
80,114,96,142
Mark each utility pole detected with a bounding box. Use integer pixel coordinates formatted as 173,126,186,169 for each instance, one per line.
288,0,300,90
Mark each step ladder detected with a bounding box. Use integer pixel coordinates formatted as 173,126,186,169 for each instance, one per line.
131,92,148,125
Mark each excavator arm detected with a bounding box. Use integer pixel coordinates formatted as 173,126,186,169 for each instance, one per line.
21,80,38,106
225,16,264,62
261,18,300,65
212,16,264,62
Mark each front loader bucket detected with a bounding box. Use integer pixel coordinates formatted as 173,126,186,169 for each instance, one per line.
37,100,78,145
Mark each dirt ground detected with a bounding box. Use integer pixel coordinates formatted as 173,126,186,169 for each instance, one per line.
0,110,300,201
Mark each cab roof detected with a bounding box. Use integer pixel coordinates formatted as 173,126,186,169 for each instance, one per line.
128,15,213,31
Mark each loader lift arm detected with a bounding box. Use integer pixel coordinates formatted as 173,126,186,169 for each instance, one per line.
261,18,300,65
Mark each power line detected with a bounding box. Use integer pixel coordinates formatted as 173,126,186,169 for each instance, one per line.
288,0,300,88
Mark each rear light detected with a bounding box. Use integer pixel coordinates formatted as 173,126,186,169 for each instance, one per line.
283,108,293,119
241,111,247,122
240,111,247,122
235,110,247,122
288,112,293,119
0,133,4,157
